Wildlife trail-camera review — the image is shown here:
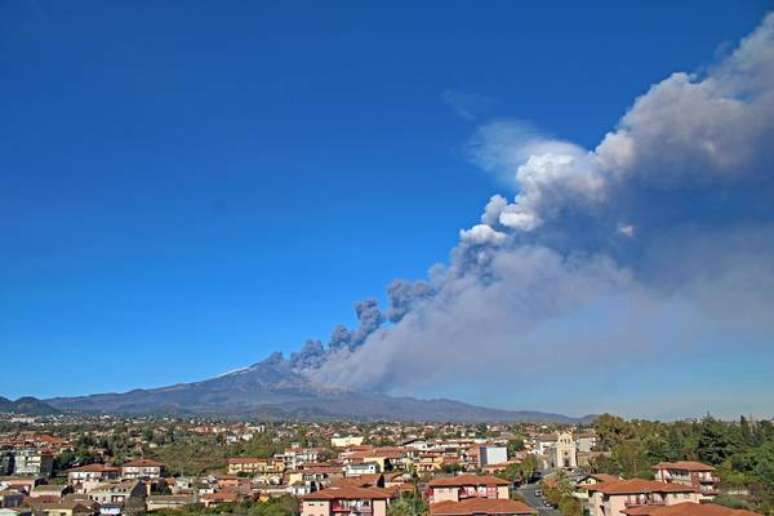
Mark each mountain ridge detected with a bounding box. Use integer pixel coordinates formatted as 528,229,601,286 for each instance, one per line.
43,355,594,423
0,396,61,416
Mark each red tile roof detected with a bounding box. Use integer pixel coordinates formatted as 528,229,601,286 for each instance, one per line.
430,498,537,515
301,486,395,501
652,461,716,472
428,475,509,488
122,459,164,468
586,479,697,495
227,457,268,464
622,501,761,516
67,464,120,473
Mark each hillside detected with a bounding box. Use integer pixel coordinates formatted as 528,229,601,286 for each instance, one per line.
45,355,593,423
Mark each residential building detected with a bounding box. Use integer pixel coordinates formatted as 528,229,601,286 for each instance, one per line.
0,510,32,516
585,479,700,516
0,490,23,509
0,453,13,476
430,498,537,515
575,433,598,453
428,475,510,503
621,501,761,515
0,477,39,495
23,500,97,516
30,484,71,499
479,446,507,468
345,462,380,477
276,447,323,470
12,450,53,478
88,480,146,515
301,486,395,516
146,494,197,511
226,457,282,476
120,459,164,480
0,509,32,516
67,464,121,494
574,474,622,502
331,436,365,448
532,434,558,456
652,461,720,500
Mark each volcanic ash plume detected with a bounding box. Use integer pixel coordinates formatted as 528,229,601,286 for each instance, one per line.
297,14,774,406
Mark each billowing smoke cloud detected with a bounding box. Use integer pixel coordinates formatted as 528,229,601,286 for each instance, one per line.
386,279,434,323
289,339,325,369
307,13,774,410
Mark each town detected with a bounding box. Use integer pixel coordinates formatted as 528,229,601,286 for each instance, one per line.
0,412,771,516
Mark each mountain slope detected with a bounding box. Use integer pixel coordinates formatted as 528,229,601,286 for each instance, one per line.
0,396,61,416
45,355,592,423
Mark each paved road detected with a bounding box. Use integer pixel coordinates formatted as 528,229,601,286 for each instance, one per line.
517,483,561,516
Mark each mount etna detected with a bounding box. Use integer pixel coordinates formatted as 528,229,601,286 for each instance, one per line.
39,353,592,423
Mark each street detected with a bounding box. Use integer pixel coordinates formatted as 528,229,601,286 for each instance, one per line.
517,482,561,516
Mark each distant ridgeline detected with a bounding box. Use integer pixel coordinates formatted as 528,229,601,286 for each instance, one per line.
0,396,61,416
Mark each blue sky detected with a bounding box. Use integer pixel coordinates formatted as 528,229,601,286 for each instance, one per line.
1,1,772,416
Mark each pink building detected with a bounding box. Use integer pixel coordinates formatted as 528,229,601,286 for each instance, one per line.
652,461,720,500
585,479,699,516
428,475,510,503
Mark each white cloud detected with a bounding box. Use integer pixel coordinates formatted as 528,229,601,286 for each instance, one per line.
459,224,508,245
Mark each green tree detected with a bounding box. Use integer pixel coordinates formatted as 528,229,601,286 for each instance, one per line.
696,417,737,466
558,495,582,516
387,492,427,516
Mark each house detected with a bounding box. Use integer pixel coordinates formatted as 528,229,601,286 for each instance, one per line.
275,447,323,470
22,500,97,516
342,448,408,472
120,459,164,480
226,457,282,476
0,453,13,476
331,436,365,448
146,494,198,511
415,453,444,473
12,450,53,478
652,461,720,501
67,464,121,494
428,475,510,503
0,510,32,516
88,480,146,515
573,474,622,502
575,433,598,453
532,434,558,456
345,462,380,477
621,501,761,515
30,484,71,499
0,490,23,509
200,489,249,508
430,498,537,515
479,446,508,468
0,477,40,495
301,486,395,516
585,479,700,516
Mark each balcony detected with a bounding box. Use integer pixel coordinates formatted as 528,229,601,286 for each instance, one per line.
330,502,373,514
624,500,665,508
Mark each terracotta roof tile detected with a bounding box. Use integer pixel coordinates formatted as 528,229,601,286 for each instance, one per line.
622,501,761,516
430,498,537,515
428,475,509,488
651,461,716,472
586,479,697,495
